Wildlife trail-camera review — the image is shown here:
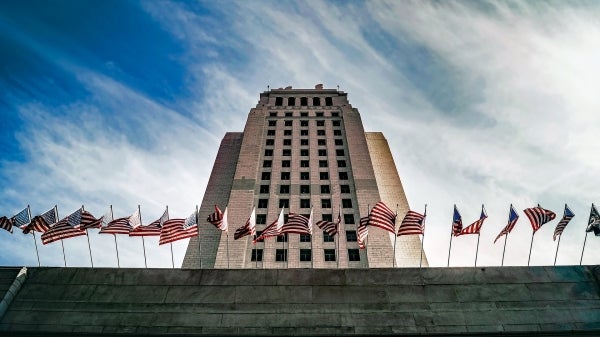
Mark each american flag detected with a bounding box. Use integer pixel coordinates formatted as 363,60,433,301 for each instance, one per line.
396,210,425,236
207,205,228,231
254,210,284,243
553,204,575,241
234,208,256,240
451,205,462,236
524,205,556,232
585,203,600,236
129,208,167,237
307,208,313,235
281,213,310,235
12,207,30,230
159,211,198,245
40,208,85,245
23,207,56,234
128,208,142,229
79,211,104,230
357,216,369,249
0,216,13,233
368,201,396,234
316,220,338,237
99,217,132,235
457,205,487,236
494,205,519,243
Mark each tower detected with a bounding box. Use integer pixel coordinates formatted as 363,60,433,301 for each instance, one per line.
183,85,427,268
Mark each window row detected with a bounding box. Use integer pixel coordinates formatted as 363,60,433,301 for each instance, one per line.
251,248,360,262
268,120,341,127
263,149,345,157
263,159,346,168
274,97,334,107
260,171,349,181
266,129,342,136
269,111,340,117
256,198,353,209
265,138,344,146
259,184,351,194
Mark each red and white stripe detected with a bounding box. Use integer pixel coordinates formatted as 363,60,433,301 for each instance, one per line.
99,217,132,235
281,213,310,235
357,216,369,249
524,206,556,232
159,217,197,245
396,210,425,236
368,202,396,234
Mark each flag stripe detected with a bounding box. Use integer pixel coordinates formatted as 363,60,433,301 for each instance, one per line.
0,216,13,233
523,206,556,232
357,216,369,249
368,202,396,234
494,205,519,243
397,210,425,236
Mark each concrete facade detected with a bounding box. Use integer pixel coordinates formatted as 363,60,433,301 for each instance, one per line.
183,86,425,269
1,266,600,336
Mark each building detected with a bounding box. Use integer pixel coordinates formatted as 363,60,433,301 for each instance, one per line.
182,85,426,269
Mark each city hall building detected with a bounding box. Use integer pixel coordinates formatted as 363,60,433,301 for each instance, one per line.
183,85,426,269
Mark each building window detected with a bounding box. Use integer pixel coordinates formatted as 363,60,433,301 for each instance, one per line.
323,232,334,243
316,120,325,127
324,249,336,261
300,172,309,180
284,214,289,223
265,139,274,146
275,249,288,261
263,160,272,168
317,130,326,136
284,120,292,127
300,199,311,208
326,97,333,106
320,185,330,194
270,112,278,117
280,185,290,194
313,97,321,106
318,149,327,156
348,249,360,261
334,130,342,136
279,199,289,208
332,112,339,117
300,234,311,242
319,160,328,167
259,185,269,194
334,138,343,145
322,214,333,222
282,160,291,167
342,199,353,208
284,130,292,136
340,185,351,193
285,111,293,117
346,230,357,242
301,120,308,127
300,185,310,194
316,112,324,117
251,249,263,262
261,172,271,180
281,172,290,180
255,231,264,242
256,215,266,224
320,172,329,180
300,139,309,146
288,97,295,106
300,97,308,106
283,139,292,146
300,130,308,136
332,120,341,127
300,249,312,262
275,97,283,106
336,149,345,156
300,160,309,168
337,160,346,167
339,172,349,180
282,149,291,156
344,214,355,224
301,149,309,156
321,199,331,209
277,234,288,243
318,139,326,146
300,112,308,117
258,199,268,208
269,120,277,126
264,149,273,156
267,130,275,136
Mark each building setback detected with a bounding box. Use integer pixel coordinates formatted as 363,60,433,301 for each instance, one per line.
183,85,427,268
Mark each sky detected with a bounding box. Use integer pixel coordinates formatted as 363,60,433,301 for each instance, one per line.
1,0,599,268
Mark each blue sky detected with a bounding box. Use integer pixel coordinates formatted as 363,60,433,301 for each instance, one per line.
1,0,599,268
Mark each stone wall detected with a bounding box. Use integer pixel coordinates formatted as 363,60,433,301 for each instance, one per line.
1,266,599,336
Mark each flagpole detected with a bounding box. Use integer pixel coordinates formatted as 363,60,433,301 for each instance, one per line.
474,234,481,267
336,205,339,270
554,234,562,266
196,205,202,269
447,205,455,267
166,205,174,269
226,232,230,269
580,231,589,265
82,205,94,268
501,233,508,267
393,204,398,268
55,206,67,268
138,205,148,268
420,204,427,269
527,231,535,266
110,205,120,268
27,205,41,267
365,204,370,264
